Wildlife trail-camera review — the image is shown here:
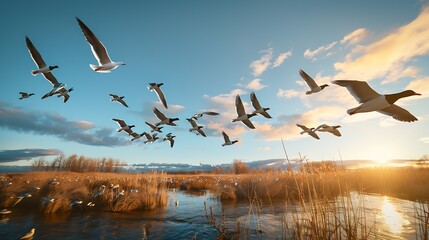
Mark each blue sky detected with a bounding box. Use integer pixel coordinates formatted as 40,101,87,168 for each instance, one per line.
1,0,428,166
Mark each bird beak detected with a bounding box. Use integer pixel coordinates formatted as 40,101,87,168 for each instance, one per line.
415,92,422,96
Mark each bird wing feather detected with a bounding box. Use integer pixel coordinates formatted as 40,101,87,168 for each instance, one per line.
378,104,418,122
25,36,47,68
76,17,112,65
332,80,380,103
299,69,319,90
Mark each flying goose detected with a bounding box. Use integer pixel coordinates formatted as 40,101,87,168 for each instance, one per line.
145,121,163,133
76,17,125,73
143,132,159,144
130,132,146,141
163,133,176,148
315,124,341,137
19,228,35,240
25,36,58,76
191,111,219,120
186,118,207,137
333,80,421,122
296,124,320,140
299,69,328,95
250,91,272,118
54,87,74,103
26,37,67,98
19,92,35,100
148,83,168,109
222,131,238,146
153,107,179,126
109,94,129,107
232,94,256,129
112,118,135,134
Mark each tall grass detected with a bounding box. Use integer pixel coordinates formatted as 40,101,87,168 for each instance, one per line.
0,171,168,213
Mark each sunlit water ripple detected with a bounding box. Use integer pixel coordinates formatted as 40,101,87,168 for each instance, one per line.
0,190,425,239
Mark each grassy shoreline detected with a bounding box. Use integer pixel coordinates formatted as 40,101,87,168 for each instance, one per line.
2,167,429,213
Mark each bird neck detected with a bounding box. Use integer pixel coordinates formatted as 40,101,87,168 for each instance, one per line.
385,91,413,104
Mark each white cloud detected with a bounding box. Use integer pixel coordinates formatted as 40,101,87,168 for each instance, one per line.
277,89,300,99
334,6,429,82
304,41,337,60
246,78,267,90
273,50,292,68
250,48,273,77
382,66,419,84
340,28,368,45
405,76,429,99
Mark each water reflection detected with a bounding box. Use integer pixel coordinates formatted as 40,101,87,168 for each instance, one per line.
381,196,408,234
0,191,424,239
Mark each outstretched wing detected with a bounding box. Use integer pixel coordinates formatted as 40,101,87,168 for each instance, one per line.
332,80,380,103
299,69,319,90
76,17,111,65
378,104,418,122
153,107,167,121
241,119,255,129
235,95,246,116
222,131,231,142
26,36,46,68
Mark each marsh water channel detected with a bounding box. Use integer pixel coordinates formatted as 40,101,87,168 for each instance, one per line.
0,190,426,239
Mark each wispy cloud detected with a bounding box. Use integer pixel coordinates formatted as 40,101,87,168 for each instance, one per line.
406,77,429,98
277,89,300,99
0,148,63,163
0,102,130,147
304,41,338,60
250,48,273,77
304,28,368,61
245,78,267,90
334,6,429,83
273,50,292,68
340,28,368,45
420,137,429,144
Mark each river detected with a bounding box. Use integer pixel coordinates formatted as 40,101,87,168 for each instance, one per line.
0,190,426,239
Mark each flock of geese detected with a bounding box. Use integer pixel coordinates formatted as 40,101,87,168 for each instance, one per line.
20,17,421,146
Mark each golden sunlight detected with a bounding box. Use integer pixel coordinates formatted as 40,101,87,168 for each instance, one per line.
381,196,408,234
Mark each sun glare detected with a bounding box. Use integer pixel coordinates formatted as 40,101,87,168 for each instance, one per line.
381,196,408,234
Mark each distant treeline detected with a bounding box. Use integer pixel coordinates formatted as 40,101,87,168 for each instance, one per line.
32,154,126,173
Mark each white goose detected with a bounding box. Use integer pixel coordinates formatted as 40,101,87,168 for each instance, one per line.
300,69,328,95
148,83,168,109
25,36,58,76
109,94,129,108
76,17,125,73
222,131,238,147
186,118,207,137
250,91,272,118
296,124,320,140
333,80,421,122
315,124,341,137
153,107,179,126
26,37,67,98
232,94,256,129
